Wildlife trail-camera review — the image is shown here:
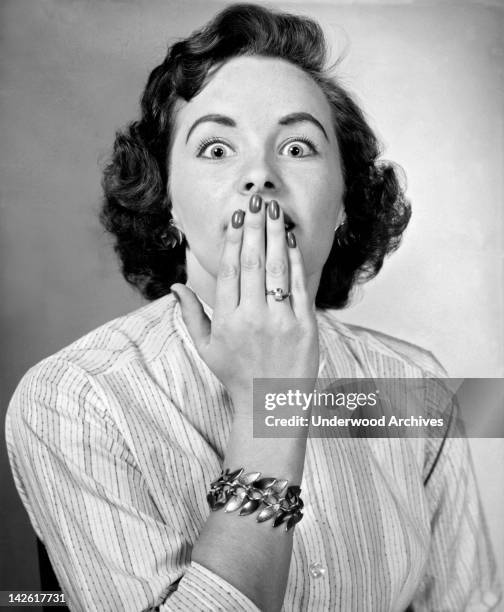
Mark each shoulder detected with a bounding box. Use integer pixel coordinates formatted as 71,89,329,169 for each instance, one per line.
33,294,179,377
316,308,448,377
6,294,181,432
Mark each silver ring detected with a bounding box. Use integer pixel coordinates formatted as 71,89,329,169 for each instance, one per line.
265,288,291,302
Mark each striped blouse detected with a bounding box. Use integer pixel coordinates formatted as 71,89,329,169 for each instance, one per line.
5,294,502,611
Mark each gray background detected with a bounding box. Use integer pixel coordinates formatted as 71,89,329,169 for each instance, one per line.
1,0,503,593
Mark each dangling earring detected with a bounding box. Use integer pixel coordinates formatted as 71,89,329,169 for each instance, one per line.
169,218,185,245
160,218,185,249
335,221,346,248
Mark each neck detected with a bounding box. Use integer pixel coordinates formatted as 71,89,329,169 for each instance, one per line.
185,249,321,309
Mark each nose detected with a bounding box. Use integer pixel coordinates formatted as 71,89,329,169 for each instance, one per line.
236,153,282,197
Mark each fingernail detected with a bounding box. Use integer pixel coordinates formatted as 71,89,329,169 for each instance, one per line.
232,209,245,228
268,200,279,220
249,194,262,213
287,231,296,248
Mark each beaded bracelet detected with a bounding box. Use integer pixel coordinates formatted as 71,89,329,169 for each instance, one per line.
206,468,304,532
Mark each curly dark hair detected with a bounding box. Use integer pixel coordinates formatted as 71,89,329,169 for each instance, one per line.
101,3,411,309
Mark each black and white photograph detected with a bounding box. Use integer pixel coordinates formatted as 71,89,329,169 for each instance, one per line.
1,1,503,610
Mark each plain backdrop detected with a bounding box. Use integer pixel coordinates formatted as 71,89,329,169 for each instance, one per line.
1,0,503,594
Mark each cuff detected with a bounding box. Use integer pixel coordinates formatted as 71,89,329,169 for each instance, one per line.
160,561,261,611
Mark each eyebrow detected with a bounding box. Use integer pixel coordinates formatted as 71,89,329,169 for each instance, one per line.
185,114,236,143
278,112,329,141
185,111,329,144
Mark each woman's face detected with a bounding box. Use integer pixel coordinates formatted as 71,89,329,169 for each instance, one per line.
169,55,345,303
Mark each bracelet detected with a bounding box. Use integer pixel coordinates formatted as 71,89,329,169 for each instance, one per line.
206,468,304,532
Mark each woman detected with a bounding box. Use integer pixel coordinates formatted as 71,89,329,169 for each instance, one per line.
6,4,501,611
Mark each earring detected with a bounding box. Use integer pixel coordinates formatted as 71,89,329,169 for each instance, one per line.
160,218,185,249
335,222,348,249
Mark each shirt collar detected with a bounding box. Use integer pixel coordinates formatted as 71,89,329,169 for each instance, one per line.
186,283,214,320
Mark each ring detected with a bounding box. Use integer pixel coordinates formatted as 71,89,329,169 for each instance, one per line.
265,288,291,302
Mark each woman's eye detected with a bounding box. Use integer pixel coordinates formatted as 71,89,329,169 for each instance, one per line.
279,139,317,158
197,140,235,159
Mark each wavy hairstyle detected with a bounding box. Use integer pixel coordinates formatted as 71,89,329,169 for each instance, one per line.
101,3,411,308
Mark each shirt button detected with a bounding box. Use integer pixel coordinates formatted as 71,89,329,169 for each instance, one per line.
309,561,327,578
483,593,498,607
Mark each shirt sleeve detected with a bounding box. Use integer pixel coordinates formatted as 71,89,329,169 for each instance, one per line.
410,399,503,611
5,358,260,612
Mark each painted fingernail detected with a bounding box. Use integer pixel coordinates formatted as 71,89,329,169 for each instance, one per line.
232,209,245,228
249,194,262,213
268,200,279,220
287,231,297,248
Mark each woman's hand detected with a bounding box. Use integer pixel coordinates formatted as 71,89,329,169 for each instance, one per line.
172,194,319,413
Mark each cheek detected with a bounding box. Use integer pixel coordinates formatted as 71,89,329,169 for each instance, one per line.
169,166,217,232
318,168,344,232
298,167,342,228
169,177,227,276
296,172,343,270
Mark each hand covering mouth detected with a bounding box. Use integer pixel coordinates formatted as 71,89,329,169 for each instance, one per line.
223,209,296,231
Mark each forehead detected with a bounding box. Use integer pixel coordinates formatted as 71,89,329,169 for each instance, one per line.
174,55,333,131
